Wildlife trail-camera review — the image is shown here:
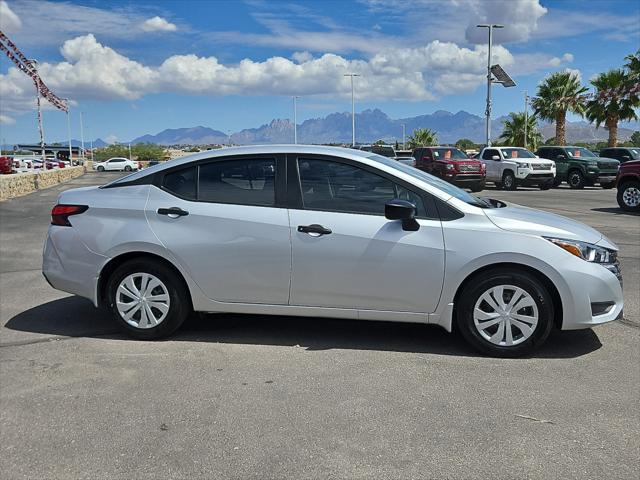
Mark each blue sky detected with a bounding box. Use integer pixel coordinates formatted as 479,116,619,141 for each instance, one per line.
1,0,638,144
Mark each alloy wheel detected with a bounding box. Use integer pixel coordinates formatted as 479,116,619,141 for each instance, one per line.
116,273,170,329
623,186,640,207
473,285,539,347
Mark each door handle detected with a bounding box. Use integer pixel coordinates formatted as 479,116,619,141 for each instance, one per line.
157,207,189,217
298,224,332,236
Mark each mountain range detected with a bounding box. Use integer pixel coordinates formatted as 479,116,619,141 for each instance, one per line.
128,109,638,146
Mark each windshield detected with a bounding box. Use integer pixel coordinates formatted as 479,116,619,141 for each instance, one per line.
367,154,490,207
432,148,468,160
501,148,536,159
566,147,596,158
371,146,396,157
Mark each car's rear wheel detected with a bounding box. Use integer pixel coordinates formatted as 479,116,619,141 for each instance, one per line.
106,259,190,339
568,170,585,189
617,180,640,212
124,165,132,172
455,268,554,357
97,166,104,172
501,171,517,191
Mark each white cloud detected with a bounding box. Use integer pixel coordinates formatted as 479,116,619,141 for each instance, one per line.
0,114,16,125
141,16,177,32
465,0,548,44
292,51,314,63
105,134,118,144
0,0,21,32
564,68,582,83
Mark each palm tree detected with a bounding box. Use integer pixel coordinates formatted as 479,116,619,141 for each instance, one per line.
531,71,588,145
499,112,543,150
586,69,638,147
407,128,437,148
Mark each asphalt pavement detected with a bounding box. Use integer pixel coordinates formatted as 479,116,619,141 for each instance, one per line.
1,172,638,479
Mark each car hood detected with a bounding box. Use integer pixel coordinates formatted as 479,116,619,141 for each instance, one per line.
483,202,605,245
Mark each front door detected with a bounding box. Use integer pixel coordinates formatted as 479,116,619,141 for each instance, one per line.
288,156,445,313
145,155,291,305
482,148,501,182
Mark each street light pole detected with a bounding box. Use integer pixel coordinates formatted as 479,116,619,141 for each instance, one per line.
523,90,529,150
79,111,85,162
401,123,406,150
344,73,360,147
128,143,132,161
292,96,300,144
63,98,72,162
477,24,503,147
28,59,46,163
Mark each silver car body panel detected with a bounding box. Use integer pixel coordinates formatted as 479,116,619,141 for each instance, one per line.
44,145,623,332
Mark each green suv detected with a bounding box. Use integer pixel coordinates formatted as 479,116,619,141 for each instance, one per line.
536,146,619,189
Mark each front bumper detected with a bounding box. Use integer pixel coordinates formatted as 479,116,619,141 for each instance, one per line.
443,173,485,184
516,170,555,186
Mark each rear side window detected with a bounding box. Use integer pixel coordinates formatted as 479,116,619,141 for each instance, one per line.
199,158,276,206
162,166,197,200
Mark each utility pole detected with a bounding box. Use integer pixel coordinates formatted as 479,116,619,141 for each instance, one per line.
401,123,406,150
63,99,72,163
523,90,529,150
292,96,300,144
28,59,46,163
128,143,132,161
477,24,504,147
344,73,360,147
79,111,85,162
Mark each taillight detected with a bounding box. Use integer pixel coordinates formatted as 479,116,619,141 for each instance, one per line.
51,204,88,226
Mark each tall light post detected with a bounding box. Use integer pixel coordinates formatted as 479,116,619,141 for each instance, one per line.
28,59,46,163
292,96,300,144
63,98,72,162
344,73,360,147
523,90,529,150
477,24,503,147
79,111,85,162
401,123,406,150
128,143,132,161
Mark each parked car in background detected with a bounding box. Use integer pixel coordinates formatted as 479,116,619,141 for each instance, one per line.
535,146,619,189
0,156,13,174
394,156,416,167
32,159,62,170
480,147,556,190
599,147,639,164
616,159,640,212
358,144,396,158
93,157,138,172
43,145,623,357
413,146,486,192
12,157,35,173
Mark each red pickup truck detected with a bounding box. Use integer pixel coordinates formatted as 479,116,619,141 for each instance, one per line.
412,146,486,192
0,156,13,174
616,159,640,212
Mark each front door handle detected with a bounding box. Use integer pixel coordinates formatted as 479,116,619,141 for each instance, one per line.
298,224,332,236
157,207,189,217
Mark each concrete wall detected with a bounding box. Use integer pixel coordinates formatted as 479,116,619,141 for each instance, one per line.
0,166,85,201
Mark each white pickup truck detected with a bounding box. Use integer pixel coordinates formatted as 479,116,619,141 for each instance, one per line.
479,146,556,190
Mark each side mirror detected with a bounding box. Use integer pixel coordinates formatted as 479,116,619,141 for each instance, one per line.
491,155,500,160
557,154,566,160
385,199,419,231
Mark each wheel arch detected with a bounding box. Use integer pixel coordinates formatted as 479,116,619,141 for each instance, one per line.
452,262,563,330
97,251,193,310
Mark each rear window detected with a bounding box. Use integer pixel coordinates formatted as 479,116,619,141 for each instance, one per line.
162,166,197,200
198,158,276,206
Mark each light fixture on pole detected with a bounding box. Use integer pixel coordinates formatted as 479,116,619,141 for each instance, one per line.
63,98,72,162
292,96,300,144
79,111,85,162
344,73,360,147
476,24,504,147
28,59,46,164
523,90,529,150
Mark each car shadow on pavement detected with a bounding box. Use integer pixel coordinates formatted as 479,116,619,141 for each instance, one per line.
5,296,602,359
591,207,639,215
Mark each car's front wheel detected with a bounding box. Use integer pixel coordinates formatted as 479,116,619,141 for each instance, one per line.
617,180,640,212
106,259,190,339
568,170,585,189
124,165,132,172
455,268,554,357
501,171,517,191
470,180,485,193
97,166,105,172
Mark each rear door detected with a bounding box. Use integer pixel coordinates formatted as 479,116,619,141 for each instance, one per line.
287,155,445,313
146,155,291,305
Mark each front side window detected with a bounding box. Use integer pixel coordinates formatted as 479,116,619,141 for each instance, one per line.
199,158,276,206
297,158,425,216
482,149,500,160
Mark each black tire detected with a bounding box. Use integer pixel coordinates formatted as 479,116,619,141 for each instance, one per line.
600,182,615,189
501,171,517,191
455,268,554,357
470,181,485,193
568,170,585,189
124,165,132,172
552,178,562,188
97,166,105,172
617,180,640,212
106,259,191,340
539,182,552,191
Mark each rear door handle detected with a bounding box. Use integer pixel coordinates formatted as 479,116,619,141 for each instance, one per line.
157,207,189,217
298,224,332,236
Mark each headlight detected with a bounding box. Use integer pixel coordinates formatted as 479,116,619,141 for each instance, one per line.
545,237,616,263
587,161,598,167
517,162,531,169
445,163,455,170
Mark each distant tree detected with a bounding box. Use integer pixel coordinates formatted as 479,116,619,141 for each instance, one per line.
532,71,588,145
498,112,543,150
455,138,478,150
187,146,200,152
373,139,386,145
630,131,640,145
94,144,129,161
133,143,167,161
544,136,556,145
586,69,638,147
407,128,437,148
394,140,399,150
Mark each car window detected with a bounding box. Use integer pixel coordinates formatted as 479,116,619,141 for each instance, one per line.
482,149,500,160
501,148,536,159
566,147,596,158
110,159,125,163
162,166,197,200
198,158,276,206
297,158,425,216
629,149,640,159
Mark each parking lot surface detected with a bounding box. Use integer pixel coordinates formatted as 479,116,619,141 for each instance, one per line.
1,172,639,479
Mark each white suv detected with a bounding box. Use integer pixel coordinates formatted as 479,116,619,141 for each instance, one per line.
93,157,138,172
480,147,556,190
